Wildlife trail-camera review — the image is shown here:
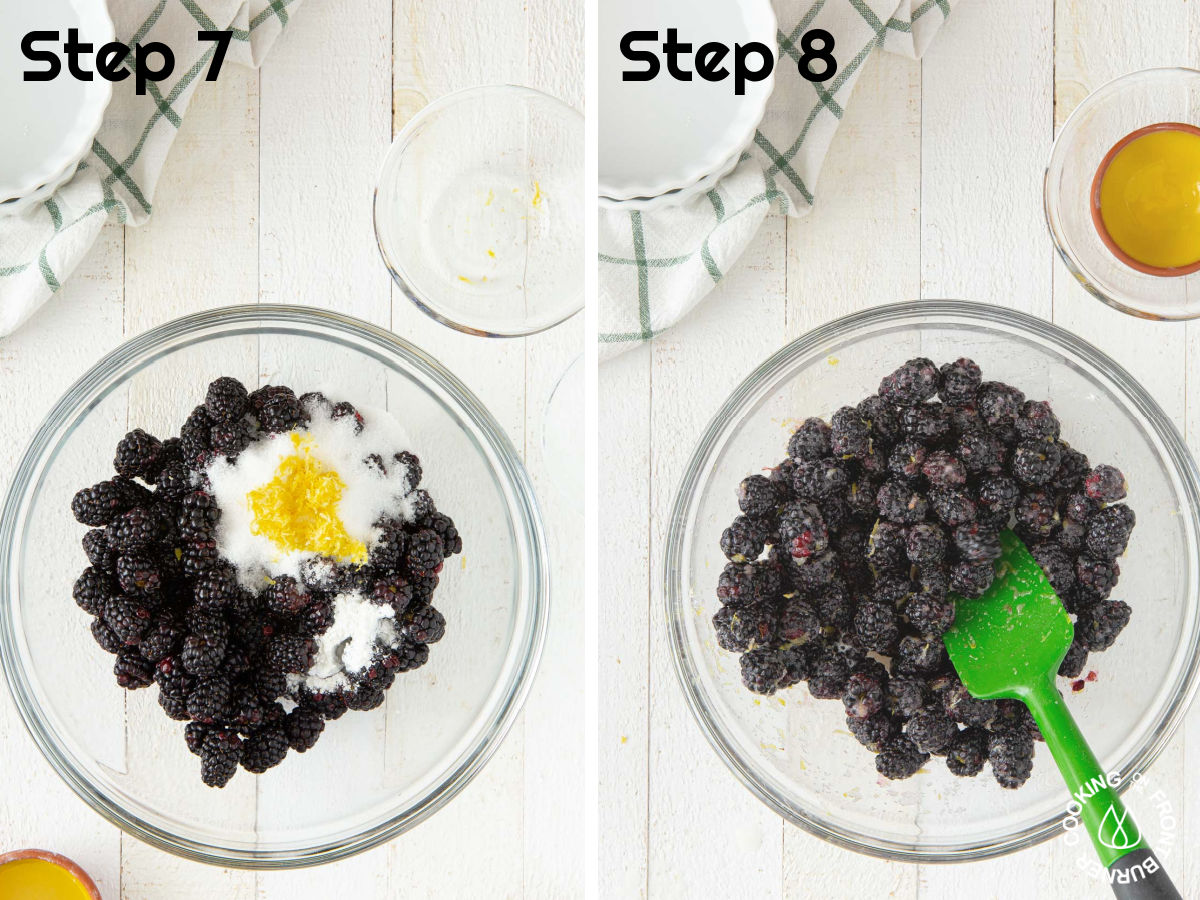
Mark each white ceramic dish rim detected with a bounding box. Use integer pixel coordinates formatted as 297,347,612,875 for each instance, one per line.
0,0,114,202
598,146,746,212
598,0,777,201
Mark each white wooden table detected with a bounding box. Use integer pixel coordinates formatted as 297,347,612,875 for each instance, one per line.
600,1,1200,897
0,1,582,897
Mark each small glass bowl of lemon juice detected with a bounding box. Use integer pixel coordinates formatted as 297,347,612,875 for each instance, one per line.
374,85,584,337
1046,67,1200,318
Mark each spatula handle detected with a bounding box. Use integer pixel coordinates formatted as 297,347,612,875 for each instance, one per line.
1023,676,1181,900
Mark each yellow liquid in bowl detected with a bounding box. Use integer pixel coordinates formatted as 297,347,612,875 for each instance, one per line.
1097,127,1200,270
0,859,91,900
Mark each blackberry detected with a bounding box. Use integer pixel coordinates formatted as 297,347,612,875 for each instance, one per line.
116,552,163,596
1076,599,1132,652
155,461,193,501
830,406,871,458
778,643,818,686
1065,492,1098,523
346,682,386,711
180,404,214,453
391,637,430,672
91,619,123,654
814,584,854,631
788,418,832,461
1053,446,1090,492
942,681,998,728
899,404,951,444
727,602,776,650
842,671,885,719
906,523,947,566
405,528,445,575
330,401,365,433
181,540,220,577
371,575,414,613
187,676,232,722
71,479,132,526
420,511,462,556
893,635,948,676
370,521,409,572
1085,505,1135,559
945,727,988,777
989,730,1034,789
887,439,927,482
737,474,780,518
1076,556,1119,600
204,376,249,423
393,450,422,491
103,596,153,644
138,614,182,663
740,647,785,694
192,566,239,612
720,516,764,563
956,431,1005,474
240,725,289,773
199,745,241,788
872,571,915,607
265,635,314,674
977,382,1025,428
210,420,252,457
1031,542,1075,595
402,604,446,644
1058,638,1089,678
181,630,227,677
1058,517,1087,554
1084,464,1127,503
185,722,211,755
264,575,308,617
777,502,828,559
82,529,115,572
929,488,976,527
1014,490,1059,539
158,687,191,721
976,475,1019,524
254,668,289,704
114,649,155,689
905,707,958,754
1011,440,1062,486
806,647,851,700
953,522,1001,563
285,706,325,752
853,601,899,654
253,385,308,434
847,712,897,753
406,489,436,520
792,457,847,500
886,676,927,719
917,566,949,601
938,358,982,404
875,735,929,780
108,507,164,551
300,391,333,417
949,561,994,599
1015,401,1060,442
878,358,939,405
777,598,820,644
73,567,114,615
904,593,955,637
114,429,163,479
867,520,907,570
876,480,928,524
857,395,901,445
921,450,966,488
178,491,220,541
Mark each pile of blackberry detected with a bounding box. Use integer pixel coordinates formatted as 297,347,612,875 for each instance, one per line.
70,377,461,787
713,358,1135,788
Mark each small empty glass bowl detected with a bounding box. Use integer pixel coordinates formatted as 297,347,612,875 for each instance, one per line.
374,85,584,337
1045,67,1200,319
0,306,548,867
665,301,1200,861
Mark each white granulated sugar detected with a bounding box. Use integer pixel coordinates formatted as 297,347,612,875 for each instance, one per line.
289,590,401,692
206,397,417,591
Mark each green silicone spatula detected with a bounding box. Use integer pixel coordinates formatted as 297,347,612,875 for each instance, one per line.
943,531,1180,900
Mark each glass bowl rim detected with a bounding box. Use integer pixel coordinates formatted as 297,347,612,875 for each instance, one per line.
1043,65,1200,321
663,298,1200,863
372,83,585,339
0,303,550,869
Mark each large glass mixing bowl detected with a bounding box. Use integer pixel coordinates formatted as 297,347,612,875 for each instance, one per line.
665,300,1200,861
0,306,548,867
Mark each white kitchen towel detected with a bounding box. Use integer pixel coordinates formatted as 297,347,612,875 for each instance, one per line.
0,0,301,337
599,0,959,360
